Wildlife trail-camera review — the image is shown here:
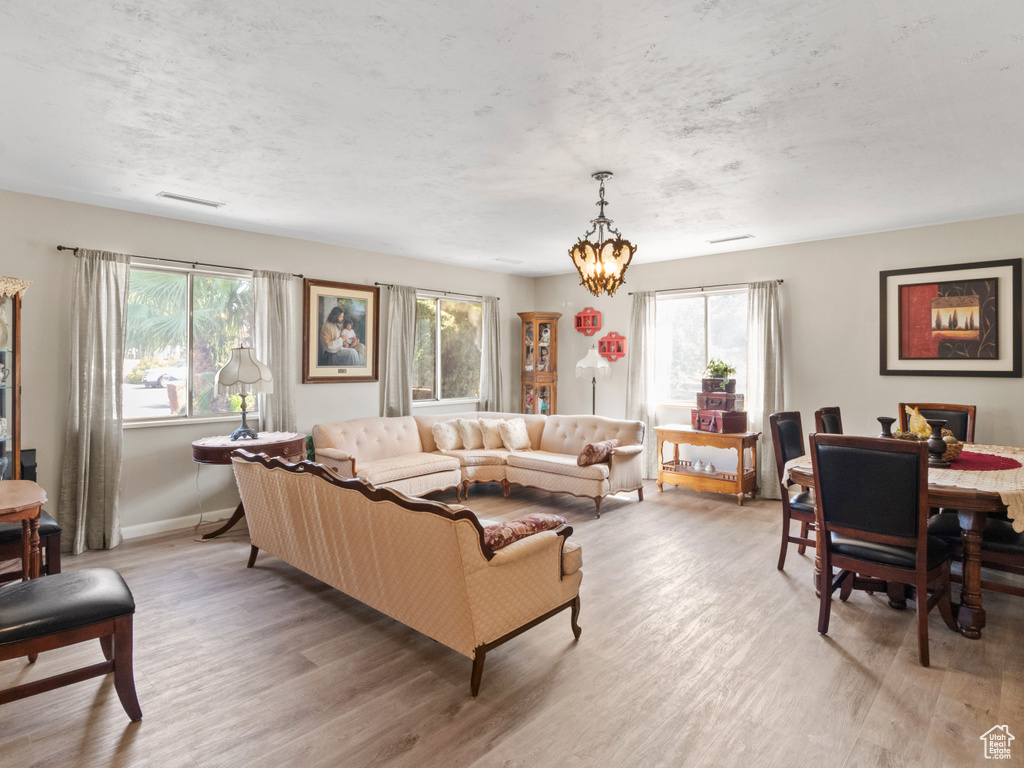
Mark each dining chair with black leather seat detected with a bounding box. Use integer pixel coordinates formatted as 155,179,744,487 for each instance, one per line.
0,510,61,584
927,512,1024,598
769,411,816,571
810,433,959,667
0,568,142,720
814,407,844,434
897,402,976,443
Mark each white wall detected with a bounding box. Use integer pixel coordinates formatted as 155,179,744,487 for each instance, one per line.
0,190,535,532
535,215,1024,449
4,186,1023,537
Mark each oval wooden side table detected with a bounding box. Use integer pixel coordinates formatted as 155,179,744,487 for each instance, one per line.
191,432,306,540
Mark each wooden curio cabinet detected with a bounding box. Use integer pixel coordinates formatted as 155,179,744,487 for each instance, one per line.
518,311,560,415
0,280,25,481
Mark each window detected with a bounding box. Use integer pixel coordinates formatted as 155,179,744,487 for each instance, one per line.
123,266,254,421
655,289,747,403
412,295,482,402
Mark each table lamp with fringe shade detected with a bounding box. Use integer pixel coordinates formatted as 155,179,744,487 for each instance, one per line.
216,347,273,440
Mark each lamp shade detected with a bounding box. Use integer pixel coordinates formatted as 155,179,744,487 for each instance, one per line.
575,347,610,379
216,347,273,396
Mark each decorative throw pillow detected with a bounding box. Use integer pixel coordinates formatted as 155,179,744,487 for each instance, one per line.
456,418,485,450
498,417,532,452
431,420,462,452
478,418,506,450
577,439,621,466
483,513,567,551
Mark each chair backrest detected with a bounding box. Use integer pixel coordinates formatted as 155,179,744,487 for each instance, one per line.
814,407,843,434
898,402,976,443
769,411,806,485
810,434,928,543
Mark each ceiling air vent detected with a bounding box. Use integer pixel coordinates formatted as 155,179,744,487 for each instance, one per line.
156,191,226,209
707,234,754,244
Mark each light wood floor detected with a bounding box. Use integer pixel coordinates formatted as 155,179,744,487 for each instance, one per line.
1,482,1022,768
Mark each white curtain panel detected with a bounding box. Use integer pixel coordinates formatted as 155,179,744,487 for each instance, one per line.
382,284,417,417
626,291,658,478
253,269,297,432
58,249,130,553
747,280,785,500
479,296,502,411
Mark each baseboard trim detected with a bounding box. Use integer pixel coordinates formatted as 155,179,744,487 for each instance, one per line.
121,507,235,540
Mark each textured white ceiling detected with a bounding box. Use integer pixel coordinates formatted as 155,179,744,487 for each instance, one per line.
1,1,1023,276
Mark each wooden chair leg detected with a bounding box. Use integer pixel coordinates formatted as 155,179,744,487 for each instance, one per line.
594,497,601,519
797,521,809,555
637,487,644,502
916,574,930,667
839,570,854,602
247,546,259,568
777,509,792,570
99,635,113,661
937,569,958,632
570,595,582,639
44,534,62,576
470,648,486,697
817,555,833,634
112,616,142,721
501,479,510,499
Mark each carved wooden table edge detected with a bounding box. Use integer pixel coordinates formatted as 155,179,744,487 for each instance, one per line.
191,433,307,540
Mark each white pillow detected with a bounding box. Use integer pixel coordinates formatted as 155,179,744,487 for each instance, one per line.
432,420,462,452
456,418,485,450
479,418,506,450
499,417,532,452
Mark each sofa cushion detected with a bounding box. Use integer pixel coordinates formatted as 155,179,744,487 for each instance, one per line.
438,449,510,467
506,451,611,480
479,418,506,450
483,513,567,551
577,439,621,466
356,453,461,485
499,418,532,452
456,418,485,450
432,420,463,452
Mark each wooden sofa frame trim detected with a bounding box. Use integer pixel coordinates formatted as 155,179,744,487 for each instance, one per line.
234,450,498,560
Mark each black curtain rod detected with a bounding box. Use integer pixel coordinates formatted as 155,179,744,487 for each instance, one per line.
57,245,303,278
374,281,497,300
628,278,783,296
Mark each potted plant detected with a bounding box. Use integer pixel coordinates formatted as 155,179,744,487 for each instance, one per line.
702,358,737,393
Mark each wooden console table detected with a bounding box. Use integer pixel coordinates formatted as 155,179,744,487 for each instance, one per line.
655,424,760,505
192,431,306,539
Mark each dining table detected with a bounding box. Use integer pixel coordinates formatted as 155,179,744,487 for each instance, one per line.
785,443,1024,640
0,479,47,580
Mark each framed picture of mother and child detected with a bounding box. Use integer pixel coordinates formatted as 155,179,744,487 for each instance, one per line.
303,278,380,383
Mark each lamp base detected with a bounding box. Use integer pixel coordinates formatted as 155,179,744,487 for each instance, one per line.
229,400,258,441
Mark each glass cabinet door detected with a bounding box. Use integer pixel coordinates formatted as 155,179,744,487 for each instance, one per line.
523,320,535,373
0,294,14,480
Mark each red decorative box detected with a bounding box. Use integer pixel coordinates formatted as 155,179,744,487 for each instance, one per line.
574,307,602,336
691,409,748,433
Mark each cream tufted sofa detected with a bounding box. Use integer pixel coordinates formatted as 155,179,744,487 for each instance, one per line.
313,411,645,517
231,450,582,696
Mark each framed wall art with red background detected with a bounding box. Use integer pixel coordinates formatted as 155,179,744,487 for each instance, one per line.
880,258,1021,377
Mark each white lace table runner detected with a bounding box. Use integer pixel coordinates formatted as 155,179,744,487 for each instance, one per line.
784,445,1024,533
193,431,304,448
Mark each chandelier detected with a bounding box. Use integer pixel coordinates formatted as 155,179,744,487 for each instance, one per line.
568,171,637,297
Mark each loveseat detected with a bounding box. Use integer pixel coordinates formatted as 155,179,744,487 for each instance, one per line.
231,450,582,696
312,411,645,517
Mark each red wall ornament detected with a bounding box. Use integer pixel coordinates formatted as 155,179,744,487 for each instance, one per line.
598,332,627,362
574,307,602,336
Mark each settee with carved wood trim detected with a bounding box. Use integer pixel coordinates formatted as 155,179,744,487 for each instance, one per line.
231,450,582,696
312,412,645,517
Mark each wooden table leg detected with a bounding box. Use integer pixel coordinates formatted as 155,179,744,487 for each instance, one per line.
202,501,246,540
956,509,987,639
